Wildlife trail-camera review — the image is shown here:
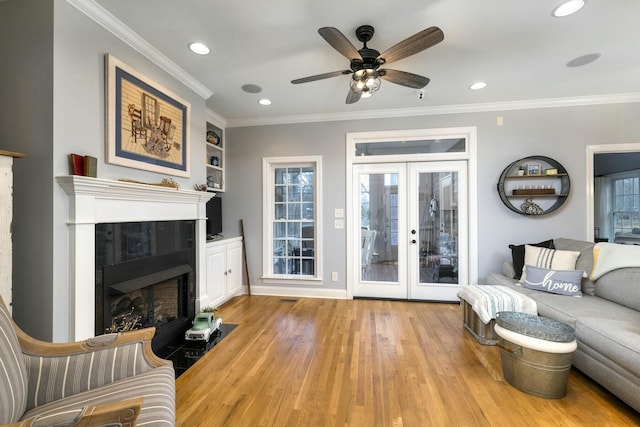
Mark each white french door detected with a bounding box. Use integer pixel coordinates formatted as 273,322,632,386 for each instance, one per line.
353,161,468,301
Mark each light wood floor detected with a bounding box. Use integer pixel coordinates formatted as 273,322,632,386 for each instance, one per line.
175,296,640,426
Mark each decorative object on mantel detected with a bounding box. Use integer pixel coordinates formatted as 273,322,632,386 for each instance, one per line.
105,54,191,178
193,184,208,191
118,177,180,189
68,153,97,177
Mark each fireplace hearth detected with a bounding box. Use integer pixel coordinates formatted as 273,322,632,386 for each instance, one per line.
95,220,196,352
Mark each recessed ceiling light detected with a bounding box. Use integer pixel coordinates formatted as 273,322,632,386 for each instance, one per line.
188,42,210,55
258,98,272,106
553,0,585,17
469,81,487,90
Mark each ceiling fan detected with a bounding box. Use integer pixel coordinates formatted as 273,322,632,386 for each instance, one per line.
291,25,444,104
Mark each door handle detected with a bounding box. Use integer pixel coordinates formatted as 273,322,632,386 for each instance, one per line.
411,229,417,234
411,239,417,244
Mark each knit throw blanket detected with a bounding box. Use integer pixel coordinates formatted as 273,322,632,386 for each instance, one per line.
457,285,538,324
590,242,640,280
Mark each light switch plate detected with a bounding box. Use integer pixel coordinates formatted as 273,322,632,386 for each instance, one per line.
334,219,344,229
334,208,344,218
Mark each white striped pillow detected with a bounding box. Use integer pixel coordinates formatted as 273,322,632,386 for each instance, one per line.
519,245,581,284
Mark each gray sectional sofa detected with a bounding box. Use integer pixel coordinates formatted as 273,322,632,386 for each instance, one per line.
487,237,640,413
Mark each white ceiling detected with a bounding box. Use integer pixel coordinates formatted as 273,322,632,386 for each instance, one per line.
93,0,640,126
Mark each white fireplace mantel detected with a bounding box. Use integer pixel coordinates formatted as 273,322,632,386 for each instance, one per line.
57,175,214,340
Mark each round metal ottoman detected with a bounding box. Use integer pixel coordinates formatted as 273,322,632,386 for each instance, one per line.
494,311,577,399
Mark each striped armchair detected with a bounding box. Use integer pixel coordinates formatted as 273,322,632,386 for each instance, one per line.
0,296,175,426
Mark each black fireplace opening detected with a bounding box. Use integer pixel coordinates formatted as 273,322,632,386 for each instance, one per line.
95,220,196,353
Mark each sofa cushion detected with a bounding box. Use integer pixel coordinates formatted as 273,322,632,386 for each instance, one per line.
531,293,631,329
508,239,554,280
21,364,176,425
0,299,28,424
576,317,640,379
522,265,583,297
554,237,596,295
520,245,581,283
594,268,640,312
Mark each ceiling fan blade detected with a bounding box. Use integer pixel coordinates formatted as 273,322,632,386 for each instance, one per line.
291,70,352,84
318,27,363,61
379,69,430,89
346,89,362,104
377,27,444,65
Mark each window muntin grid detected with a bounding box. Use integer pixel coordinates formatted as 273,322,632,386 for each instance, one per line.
272,166,316,276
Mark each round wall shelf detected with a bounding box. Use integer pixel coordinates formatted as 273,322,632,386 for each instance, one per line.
497,155,570,215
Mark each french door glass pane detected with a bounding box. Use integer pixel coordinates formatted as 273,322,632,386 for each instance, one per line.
360,173,398,282
418,171,459,284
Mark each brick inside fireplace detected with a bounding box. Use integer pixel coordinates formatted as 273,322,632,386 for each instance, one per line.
95,220,196,352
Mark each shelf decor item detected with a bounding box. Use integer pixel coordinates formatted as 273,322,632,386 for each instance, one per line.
207,130,220,146
105,54,191,177
527,164,542,176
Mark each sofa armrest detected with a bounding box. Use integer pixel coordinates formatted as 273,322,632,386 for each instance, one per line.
1,398,143,427
14,320,170,369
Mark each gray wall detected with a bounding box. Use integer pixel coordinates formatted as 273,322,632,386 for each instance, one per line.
226,104,640,291
2,0,640,339
0,0,207,341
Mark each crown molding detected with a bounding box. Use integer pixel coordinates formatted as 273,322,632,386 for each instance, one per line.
66,0,213,99
205,108,227,129
225,92,640,128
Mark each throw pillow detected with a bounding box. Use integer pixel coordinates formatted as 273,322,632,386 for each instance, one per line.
523,265,583,297
508,239,555,280
519,245,581,283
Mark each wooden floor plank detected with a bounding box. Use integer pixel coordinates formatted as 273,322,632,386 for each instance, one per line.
176,296,640,426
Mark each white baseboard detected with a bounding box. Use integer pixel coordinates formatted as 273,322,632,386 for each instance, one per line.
247,285,348,300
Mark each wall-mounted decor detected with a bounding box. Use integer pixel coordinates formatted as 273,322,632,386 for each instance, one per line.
105,54,190,177
497,155,571,216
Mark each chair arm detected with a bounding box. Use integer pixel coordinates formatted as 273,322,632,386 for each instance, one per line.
1,397,143,427
75,397,143,427
14,320,170,368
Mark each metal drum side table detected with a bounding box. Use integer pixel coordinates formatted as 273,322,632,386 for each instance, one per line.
494,311,577,399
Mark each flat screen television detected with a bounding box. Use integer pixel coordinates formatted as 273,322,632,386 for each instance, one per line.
206,196,222,238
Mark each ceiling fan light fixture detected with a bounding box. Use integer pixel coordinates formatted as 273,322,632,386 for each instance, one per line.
258,98,272,106
469,81,487,90
350,69,381,97
553,0,585,17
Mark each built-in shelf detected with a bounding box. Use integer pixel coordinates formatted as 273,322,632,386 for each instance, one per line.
206,122,224,192
497,156,571,215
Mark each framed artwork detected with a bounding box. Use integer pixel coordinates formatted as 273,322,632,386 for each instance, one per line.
527,163,542,176
105,54,190,177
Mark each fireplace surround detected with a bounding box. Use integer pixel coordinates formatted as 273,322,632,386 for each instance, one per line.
57,175,214,340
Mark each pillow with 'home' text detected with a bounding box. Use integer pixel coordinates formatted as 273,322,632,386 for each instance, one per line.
522,265,583,297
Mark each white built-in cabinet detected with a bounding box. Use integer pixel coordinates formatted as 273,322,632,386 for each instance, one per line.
205,237,244,308
0,150,24,314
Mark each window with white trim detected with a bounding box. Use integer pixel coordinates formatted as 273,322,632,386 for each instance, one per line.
263,156,322,281
612,174,640,234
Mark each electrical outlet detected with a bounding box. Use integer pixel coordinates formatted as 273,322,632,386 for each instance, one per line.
334,208,344,218
331,272,338,281
334,219,344,229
